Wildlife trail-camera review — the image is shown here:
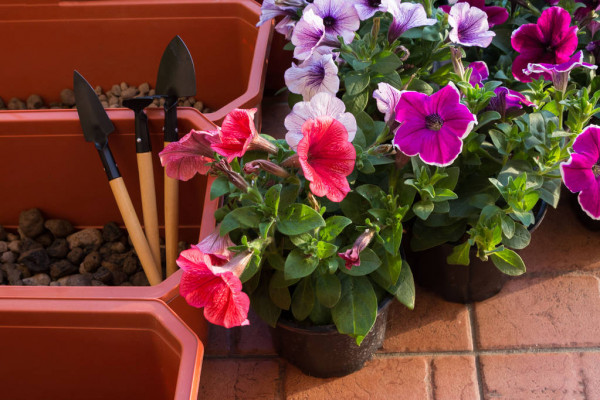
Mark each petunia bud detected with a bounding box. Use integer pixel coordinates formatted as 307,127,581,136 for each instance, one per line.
243,159,290,178
212,159,250,192
281,153,301,168
450,46,465,80
221,250,254,278
338,229,376,269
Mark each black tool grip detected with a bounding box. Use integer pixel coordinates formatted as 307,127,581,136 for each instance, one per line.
135,111,152,153
163,97,179,143
96,144,121,181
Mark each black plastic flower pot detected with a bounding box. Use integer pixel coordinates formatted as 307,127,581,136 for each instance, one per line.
410,201,548,303
269,297,393,378
568,190,600,231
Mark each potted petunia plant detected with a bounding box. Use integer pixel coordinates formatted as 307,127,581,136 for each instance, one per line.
161,0,600,377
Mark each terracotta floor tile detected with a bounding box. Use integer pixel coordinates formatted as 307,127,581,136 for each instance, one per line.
383,287,473,352
475,275,600,350
520,200,600,273
204,323,231,356
284,357,429,400
432,356,480,400
233,309,276,355
480,353,587,399
198,359,281,399
578,353,600,399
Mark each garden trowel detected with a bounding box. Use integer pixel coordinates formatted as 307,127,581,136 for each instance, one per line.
123,97,161,269
74,71,162,286
156,35,197,278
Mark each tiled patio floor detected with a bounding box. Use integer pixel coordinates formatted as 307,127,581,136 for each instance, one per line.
198,97,600,399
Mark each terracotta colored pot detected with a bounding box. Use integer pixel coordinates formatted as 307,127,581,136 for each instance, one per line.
0,109,222,343
410,202,549,303
270,297,393,378
0,298,203,400
0,0,273,124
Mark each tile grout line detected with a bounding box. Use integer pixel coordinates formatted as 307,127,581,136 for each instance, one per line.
375,346,600,359
467,303,486,400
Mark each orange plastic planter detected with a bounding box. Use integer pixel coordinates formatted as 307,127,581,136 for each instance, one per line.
0,0,273,124
0,298,203,400
0,108,220,343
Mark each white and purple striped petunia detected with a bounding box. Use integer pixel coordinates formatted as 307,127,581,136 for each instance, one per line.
354,0,389,21
304,0,360,44
285,53,340,100
373,82,403,124
448,2,495,48
387,2,437,42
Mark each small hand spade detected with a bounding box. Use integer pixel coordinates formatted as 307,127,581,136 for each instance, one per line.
74,71,162,285
156,35,197,277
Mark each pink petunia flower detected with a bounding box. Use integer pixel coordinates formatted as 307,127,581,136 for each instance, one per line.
440,0,508,28
468,61,489,87
387,2,437,42
354,0,389,20
178,246,252,328
196,226,235,266
524,50,597,93
510,7,578,82
305,0,360,45
159,129,219,181
560,125,600,219
285,53,340,101
211,109,277,161
297,116,356,202
338,229,376,269
373,82,403,124
285,92,357,151
448,2,496,48
393,84,477,167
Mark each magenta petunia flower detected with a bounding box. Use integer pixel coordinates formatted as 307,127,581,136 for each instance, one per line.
448,2,495,48
524,50,597,92
387,2,437,42
304,0,360,44
560,125,600,219
510,7,578,83
393,84,477,167
440,0,508,27
159,129,219,181
297,116,356,202
178,246,252,328
486,87,536,119
291,8,338,61
354,0,389,20
285,92,357,150
373,82,403,123
468,61,489,87
285,53,340,100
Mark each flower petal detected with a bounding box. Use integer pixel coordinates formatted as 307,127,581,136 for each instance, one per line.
573,125,600,163
211,109,257,161
202,272,250,328
159,130,217,180
561,153,597,193
577,178,600,220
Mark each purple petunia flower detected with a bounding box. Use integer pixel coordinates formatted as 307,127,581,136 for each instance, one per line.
575,0,600,22
373,82,403,123
393,84,477,167
486,87,536,120
468,61,489,87
560,125,600,219
510,7,578,83
524,51,597,93
440,0,508,28
257,0,305,27
275,16,298,39
291,8,337,60
387,2,438,42
284,53,340,100
448,3,496,48
586,40,600,67
285,92,357,151
304,0,360,44
354,0,389,20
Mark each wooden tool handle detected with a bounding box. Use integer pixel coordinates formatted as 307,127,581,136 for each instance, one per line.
109,178,162,286
137,152,161,268
165,162,179,278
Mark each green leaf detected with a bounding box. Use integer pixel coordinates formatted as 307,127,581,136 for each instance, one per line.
250,281,281,328
342,248,381,276
289,233,312,247
220,207,262,235
410,220,466,251
490,249,526,276
279,183,300,211
291,278,315,321
446,241,471,266
434,188,458,201
341,192,371,224
270,270,300,288
407,79,433,95
210,176,230,200
239,253,261,283
379,221,403,256
332,275,378,345
413,200,435,220
284,248,319,279
269,275,291,310
309,300,333,325
320,216,352,242
266,253,285,271
501,215,515,239
356,184,386,208
317,241,339,259
538,179,561,208
345,71,371,96
278,203,326,235
343,90,370,114
502,223,531,249
393,260,415,309
265,184,282,215
371,50,402,74
475,111,501,130
316,273,342,308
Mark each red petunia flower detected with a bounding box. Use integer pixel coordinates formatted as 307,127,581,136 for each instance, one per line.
297,116,356,202
159,129,218,181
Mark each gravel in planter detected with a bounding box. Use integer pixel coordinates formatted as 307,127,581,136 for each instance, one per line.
0,82,212,113
0,208,188,287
